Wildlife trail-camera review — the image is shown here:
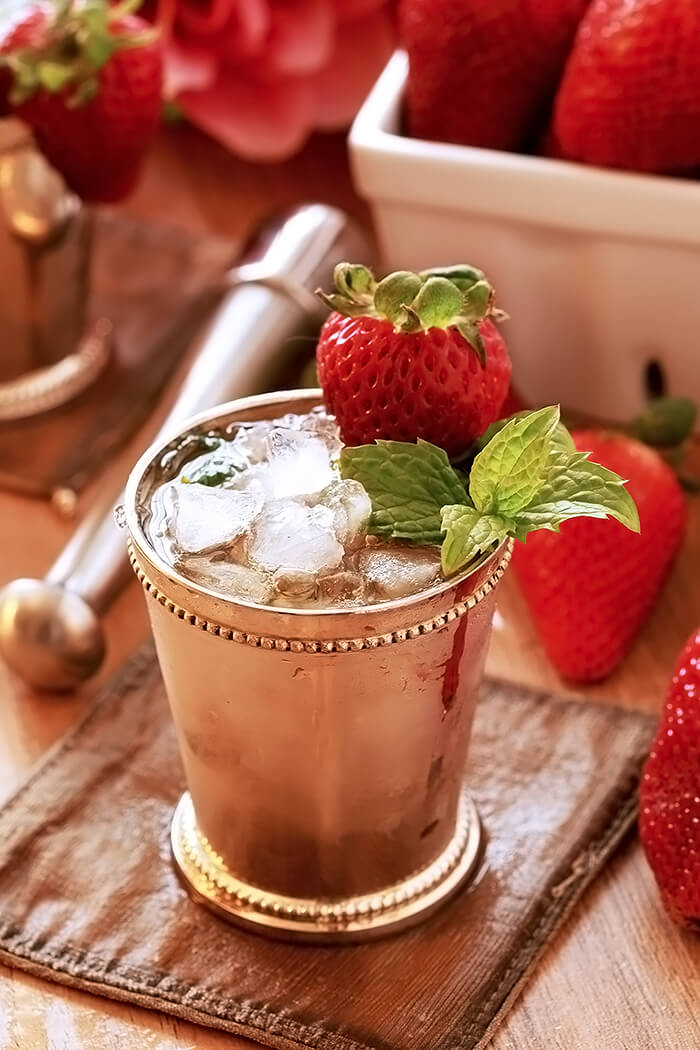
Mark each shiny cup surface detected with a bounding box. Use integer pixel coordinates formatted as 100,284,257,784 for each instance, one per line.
125,391,511,939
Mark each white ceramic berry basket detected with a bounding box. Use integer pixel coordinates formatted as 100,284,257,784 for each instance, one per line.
348,51,700,424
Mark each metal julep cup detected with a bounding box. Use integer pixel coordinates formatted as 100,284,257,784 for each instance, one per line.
125,390,513,942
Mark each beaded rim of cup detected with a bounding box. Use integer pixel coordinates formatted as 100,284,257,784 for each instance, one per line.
128,539,513,653
171,789,482,939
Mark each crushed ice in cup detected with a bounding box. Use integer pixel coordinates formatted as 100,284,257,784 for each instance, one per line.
272,568,317,602
229,421,272,464
250,500,344,575
355,545,442,601
318,479,371,547
167,480,265,555
318,570,365,604
145,409,450,609
178,555,273,603
259,428,337,500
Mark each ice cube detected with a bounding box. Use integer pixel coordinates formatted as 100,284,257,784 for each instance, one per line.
168,479,264,555
318,479,371,547
249,500,344,575
178,554,273,603
230,421,273,464
272,568,317,601
355,544,442,601
298,410,342,457
317,570,365,606
228,411,341,466
260,428,337,500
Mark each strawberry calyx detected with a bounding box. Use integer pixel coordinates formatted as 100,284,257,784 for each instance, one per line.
625,396,699,490
316,262,506,366
2,0,158,107
559,395,699,490
625,395,696,448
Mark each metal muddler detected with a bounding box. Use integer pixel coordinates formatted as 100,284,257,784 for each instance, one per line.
0,203,369,691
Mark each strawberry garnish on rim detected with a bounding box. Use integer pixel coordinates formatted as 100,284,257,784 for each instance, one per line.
0,0,163,203
315,263,512,458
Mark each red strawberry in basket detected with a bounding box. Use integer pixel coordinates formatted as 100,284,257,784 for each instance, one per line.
399,0,590,150
553,0,700,173
640,627,700,928
316,263,511,457
1,0,163,203
512,429,687,682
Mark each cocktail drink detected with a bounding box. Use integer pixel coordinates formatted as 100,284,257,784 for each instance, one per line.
125,263,638,941
147,406,453,610
125,391,509,940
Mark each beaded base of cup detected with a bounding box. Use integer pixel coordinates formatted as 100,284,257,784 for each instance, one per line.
171,790,483,942
127,391,510,944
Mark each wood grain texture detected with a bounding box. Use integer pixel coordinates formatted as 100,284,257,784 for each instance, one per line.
0,125,697,1049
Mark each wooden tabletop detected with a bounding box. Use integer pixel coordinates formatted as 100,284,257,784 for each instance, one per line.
0,126,698,1050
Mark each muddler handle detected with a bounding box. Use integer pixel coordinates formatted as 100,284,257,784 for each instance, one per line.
0,204,370,690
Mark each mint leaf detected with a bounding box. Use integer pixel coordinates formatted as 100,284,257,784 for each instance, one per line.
469,406,560,516
340,439,469,544
181,441,246,487
513,450,640,535
440,505,510,575
476,411,576,456
337,406,640,579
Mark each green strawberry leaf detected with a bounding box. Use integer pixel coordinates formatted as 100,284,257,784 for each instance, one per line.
469,406,560,516
374,271,423,326
37,60,76,92
627,396,697,448
440,505,510,575
333,263,376,304
340,439,469,544
513,450,640,536
315,293,370,318
81,31,118,69
412,277,463,328
456,320,486,365
419,264,485,292
461,280,493,321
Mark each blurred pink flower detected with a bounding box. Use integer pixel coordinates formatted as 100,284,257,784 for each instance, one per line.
156,0,396,160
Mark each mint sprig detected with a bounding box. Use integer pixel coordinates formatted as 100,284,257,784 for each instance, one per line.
469,406,559,517
339,405,641,576
340,439,469,544
440,507,510,576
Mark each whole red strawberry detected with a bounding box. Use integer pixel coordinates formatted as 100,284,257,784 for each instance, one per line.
553,0,700,173
400,0,590,150
640,627,700,929
1,0,163,203
316,263,511,457
512,430,686,682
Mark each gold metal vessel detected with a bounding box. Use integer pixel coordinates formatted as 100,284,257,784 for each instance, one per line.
125,391,512,941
